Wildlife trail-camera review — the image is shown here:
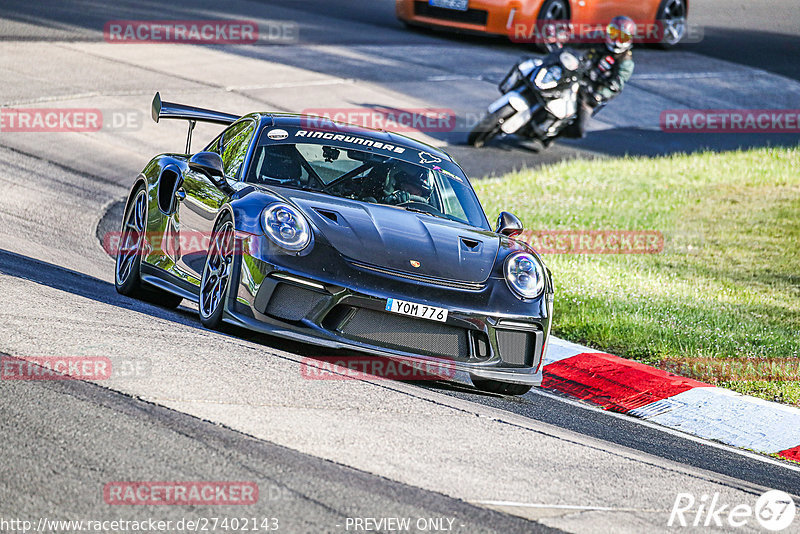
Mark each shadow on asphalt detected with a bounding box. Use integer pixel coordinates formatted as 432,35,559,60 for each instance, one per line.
0,247,482,394
0,248,204,329
563,128,800,157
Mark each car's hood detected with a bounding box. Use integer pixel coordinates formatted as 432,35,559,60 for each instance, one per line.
280,189,499,283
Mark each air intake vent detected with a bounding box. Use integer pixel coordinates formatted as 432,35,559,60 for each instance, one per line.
265,283,328,322
314,208,339,224
460,237,481,251
495,326,543,367
339,308,470,361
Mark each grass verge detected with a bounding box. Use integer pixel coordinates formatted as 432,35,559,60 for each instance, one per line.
473,145,800,405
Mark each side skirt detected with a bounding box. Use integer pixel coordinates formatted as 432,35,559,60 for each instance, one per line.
140,262,199,302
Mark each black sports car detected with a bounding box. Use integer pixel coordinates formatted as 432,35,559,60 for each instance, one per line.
115,93,554,395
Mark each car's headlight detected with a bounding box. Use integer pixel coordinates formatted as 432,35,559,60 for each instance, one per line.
261,203,311,251
504,252,545,299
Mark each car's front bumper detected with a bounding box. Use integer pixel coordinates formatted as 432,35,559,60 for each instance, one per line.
224,234,553,386
396,0,544,38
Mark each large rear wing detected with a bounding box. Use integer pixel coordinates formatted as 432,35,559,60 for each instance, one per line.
151,92,240,153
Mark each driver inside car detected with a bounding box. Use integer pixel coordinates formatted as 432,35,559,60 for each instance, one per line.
382,166,433,206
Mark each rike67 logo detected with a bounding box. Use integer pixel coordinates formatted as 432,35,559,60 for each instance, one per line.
669,490,796,531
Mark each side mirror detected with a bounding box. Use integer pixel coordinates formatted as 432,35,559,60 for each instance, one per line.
189,151,225,179
496,211,523,237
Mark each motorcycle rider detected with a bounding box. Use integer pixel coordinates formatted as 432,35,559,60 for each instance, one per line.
561,15,636,140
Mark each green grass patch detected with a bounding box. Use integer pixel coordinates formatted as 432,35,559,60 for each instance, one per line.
473,146,800,405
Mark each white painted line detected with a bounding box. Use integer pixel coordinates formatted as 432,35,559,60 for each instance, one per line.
633,72,741,80
225,78,356,91
629,387,800,454
426,75,480,82
473,500,664,513
527,387,800,473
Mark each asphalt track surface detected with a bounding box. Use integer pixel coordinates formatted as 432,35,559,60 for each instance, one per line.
1,1,799,533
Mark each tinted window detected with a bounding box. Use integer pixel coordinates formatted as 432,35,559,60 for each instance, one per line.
246,138,487,228
220,121,255,178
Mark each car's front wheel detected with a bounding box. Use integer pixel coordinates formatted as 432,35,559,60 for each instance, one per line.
199,214,236,330
471,376,532,396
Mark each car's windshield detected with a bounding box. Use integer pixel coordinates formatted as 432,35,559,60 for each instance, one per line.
245,132,488,228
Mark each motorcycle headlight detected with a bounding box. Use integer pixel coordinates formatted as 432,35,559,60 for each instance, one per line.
261,203,311,251
504,252,545,299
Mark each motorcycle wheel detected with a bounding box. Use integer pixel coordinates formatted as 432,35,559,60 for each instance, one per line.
468,105,514,148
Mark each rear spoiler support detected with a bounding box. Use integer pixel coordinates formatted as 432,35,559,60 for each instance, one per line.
151,92,240,154
185,120,196,154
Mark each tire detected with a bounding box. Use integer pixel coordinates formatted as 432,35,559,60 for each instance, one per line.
115,185,183,308
468,105,514,148
655,0,687,49
471,376,532,396
535,0,570,52
199,214,236,330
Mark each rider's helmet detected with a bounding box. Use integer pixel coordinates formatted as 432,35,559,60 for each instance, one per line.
605,16,636,54
393,165,432,200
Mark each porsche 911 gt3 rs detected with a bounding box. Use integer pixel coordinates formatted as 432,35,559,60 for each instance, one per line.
115,93,554,395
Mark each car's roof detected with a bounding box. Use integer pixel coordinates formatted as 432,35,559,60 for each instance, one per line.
251,113,455,164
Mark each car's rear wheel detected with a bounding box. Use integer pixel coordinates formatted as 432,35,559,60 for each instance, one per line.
656,0,687,48
115,185,183,308
471,376,532,396
199,214,235,330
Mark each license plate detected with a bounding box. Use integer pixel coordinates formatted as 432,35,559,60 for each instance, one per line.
429,0,468,11
386,298,449,322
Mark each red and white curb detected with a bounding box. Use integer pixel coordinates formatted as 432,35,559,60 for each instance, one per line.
543,338,800,463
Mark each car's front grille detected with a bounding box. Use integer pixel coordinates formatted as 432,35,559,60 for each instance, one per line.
348,259,485,291
338,308,469,361
413,1,489,26
495,326,543,367
265,283,328,322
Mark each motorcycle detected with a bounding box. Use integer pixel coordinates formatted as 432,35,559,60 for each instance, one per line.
468,44,595,148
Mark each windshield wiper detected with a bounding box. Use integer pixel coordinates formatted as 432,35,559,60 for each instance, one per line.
401,206,447,219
